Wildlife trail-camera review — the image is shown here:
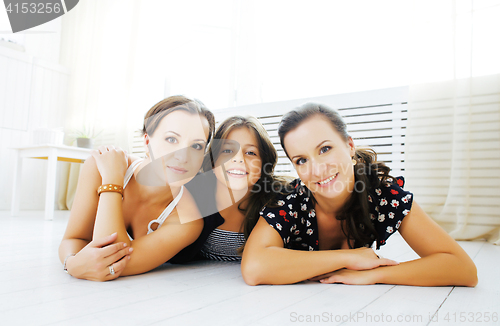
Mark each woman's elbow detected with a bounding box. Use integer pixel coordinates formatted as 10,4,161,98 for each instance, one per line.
467,275,478,288
454,253,478,287
463,261,478,287
241,255,266,286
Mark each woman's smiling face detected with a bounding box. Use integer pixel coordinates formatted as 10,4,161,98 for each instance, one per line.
213,127,262,193
283,115,356,199
146,109,210,187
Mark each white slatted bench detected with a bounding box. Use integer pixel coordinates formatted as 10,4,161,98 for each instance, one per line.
129,86,408,177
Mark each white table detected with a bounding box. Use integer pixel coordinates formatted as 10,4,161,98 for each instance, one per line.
11,144,92,220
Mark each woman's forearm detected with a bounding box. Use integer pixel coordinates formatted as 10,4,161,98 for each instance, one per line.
117,217,204,276
373,253,478,287
92,191,130,245
242,246,353,285
242,217,396,285
90,148,130,245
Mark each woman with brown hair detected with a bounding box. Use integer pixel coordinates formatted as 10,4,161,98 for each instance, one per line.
242,103,477,287
59,95,215,281
172,116,291,262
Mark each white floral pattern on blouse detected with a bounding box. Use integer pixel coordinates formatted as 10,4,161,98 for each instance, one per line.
260,177,413,250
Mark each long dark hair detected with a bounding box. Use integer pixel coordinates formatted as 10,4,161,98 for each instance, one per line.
278,103,392,248
203,116,292,252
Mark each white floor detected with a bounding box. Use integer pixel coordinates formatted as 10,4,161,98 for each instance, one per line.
0,211,498,326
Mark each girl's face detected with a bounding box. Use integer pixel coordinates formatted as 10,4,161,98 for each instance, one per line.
283,115,355,199
213,127,262,193
145,110,210,187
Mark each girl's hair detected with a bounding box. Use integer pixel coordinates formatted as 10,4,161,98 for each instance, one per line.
203,116,292,252
142,95,215,145
278,103,392,248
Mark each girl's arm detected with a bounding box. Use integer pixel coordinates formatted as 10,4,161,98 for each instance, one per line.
59,152,131,281
119,190,203,275
90,146,130,244
60,147,204,279
318,202,478,287
85,146,204,276
241,217,398,285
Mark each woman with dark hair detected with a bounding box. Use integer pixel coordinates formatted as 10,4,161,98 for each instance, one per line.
59,95,215,281
242,103,477,286
172,116,291,262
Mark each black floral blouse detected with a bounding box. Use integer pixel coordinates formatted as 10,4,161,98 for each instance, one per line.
259,177,413,250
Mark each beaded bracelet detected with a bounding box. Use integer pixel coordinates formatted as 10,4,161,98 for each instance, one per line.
98,184,124,197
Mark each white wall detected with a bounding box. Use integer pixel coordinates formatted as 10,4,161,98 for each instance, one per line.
0,31,68,210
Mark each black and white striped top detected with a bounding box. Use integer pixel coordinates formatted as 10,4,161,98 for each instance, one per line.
199,228,245,261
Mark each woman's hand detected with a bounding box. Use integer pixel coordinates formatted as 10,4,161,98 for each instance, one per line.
306,249,397,284
344,247,399,271
311,269,379,285
91,145,128,184
65,233,133,281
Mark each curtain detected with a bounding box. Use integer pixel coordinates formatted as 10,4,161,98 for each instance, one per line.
57,0,145,209
57,163,81,210
406,75,500,244
59,0,143,146
405,0,500,244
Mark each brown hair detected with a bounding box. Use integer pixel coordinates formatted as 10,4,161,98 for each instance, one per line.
278,103,392,249
142,95,215,145
203,116,292,252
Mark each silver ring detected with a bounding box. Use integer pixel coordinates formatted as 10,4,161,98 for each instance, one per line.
109,264,115,275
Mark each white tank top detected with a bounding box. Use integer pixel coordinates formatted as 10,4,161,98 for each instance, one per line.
124,159,184,238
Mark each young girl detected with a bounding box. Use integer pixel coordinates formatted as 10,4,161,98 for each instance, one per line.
171,116,290,262
241,103,478,286
59,96,215,281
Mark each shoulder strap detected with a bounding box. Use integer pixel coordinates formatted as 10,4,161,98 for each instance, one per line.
123,159,143,188
147,186,184,234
